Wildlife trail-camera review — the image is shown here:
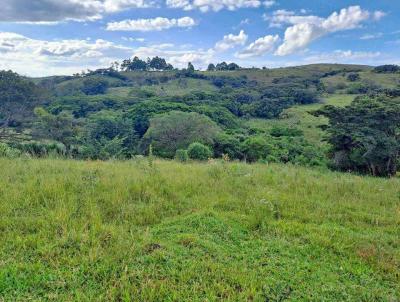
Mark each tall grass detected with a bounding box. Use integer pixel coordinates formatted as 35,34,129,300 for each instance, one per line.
0,158,398,301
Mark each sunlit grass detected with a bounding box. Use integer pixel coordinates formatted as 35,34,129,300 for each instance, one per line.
0,158,399,301
246,94,355,145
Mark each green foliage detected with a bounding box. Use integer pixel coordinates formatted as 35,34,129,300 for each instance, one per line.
187,142,213,160
314,95,400,177
15,141,66,158
241,136,273,162
187,62,195,72
373,64,400,73
144,111,220,158
121,56,147,71
33,107,80,151
175,149,189,162
0,70,46,129
214,61,241,71
347,73,360,82
213,133,241,159
0,143,21,158
3,64,400,170
207,63,216,71
270,126,303,137
81,77,109,95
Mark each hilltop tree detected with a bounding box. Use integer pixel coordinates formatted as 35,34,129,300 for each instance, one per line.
187,62,195,72
227,63,240,70
216,62,228,71
149,56,168,70
207,63,216,71
128,57,148,71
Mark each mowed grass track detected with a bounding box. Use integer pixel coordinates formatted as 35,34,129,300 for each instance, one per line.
0,159,399,301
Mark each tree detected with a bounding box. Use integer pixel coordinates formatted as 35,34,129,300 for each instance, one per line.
347,73,360,82
129,56,148,71
143,111,220,157
149,56,168,70
227,63,240,70
313,95,400,177
207,63,216,71
81,77,108,95
187,62,195,72
175,149,189,162
216,62,228,71
213,133,241,159
0,70,46,138
373,65,400,73
187,142,212,160
33,108,80,151
241,136,273,162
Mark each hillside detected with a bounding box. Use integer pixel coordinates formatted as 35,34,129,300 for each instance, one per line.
0,158,399,301
1,63,400,176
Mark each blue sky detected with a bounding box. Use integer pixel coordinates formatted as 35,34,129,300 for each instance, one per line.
0,0,399,76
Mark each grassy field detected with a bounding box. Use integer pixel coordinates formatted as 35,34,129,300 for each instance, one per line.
0,158,399,301
107,78,218,98
246,94,356,145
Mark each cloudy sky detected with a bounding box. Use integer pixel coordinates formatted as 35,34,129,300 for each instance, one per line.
0,0,399,76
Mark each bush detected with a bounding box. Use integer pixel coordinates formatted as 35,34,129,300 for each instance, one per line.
17,142,66,157
175,149,189,162
0,143,21,158
81,78,109,95
187,143,212,161
347,73,360,82
241,136,273,163
373,65,400,73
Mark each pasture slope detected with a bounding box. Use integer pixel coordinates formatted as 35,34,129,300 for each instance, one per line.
0,158,399,301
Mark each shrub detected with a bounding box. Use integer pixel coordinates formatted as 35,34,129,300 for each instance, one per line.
241,136,273,163
187,143,212,161
81,78,109,95
373,65,400,73
0,143,21,158
347,73,360,82
175,149,189,162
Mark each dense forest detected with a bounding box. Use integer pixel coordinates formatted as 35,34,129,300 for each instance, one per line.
0,60,399,176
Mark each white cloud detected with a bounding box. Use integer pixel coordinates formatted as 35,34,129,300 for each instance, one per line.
214,30,248,51
373,11,386,21
166,0,262,12
304,50,381,64
275,6,381,56
122,37,146,42
263,1,275,8
0,31,217,75
131,45,214,67
0,0,154,23
360,33,383,40
0,32,134,76
236,34,279,58
264,9,322,28
106,17,196,31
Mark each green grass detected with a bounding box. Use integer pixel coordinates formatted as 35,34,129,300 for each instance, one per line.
246,94,355,145
0,158,399,301
106,78,218,97
321,70,400,91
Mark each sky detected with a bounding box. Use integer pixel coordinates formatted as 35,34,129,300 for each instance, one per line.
0,0,399,76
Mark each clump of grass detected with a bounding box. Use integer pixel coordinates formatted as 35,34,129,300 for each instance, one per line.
0,158,399,301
